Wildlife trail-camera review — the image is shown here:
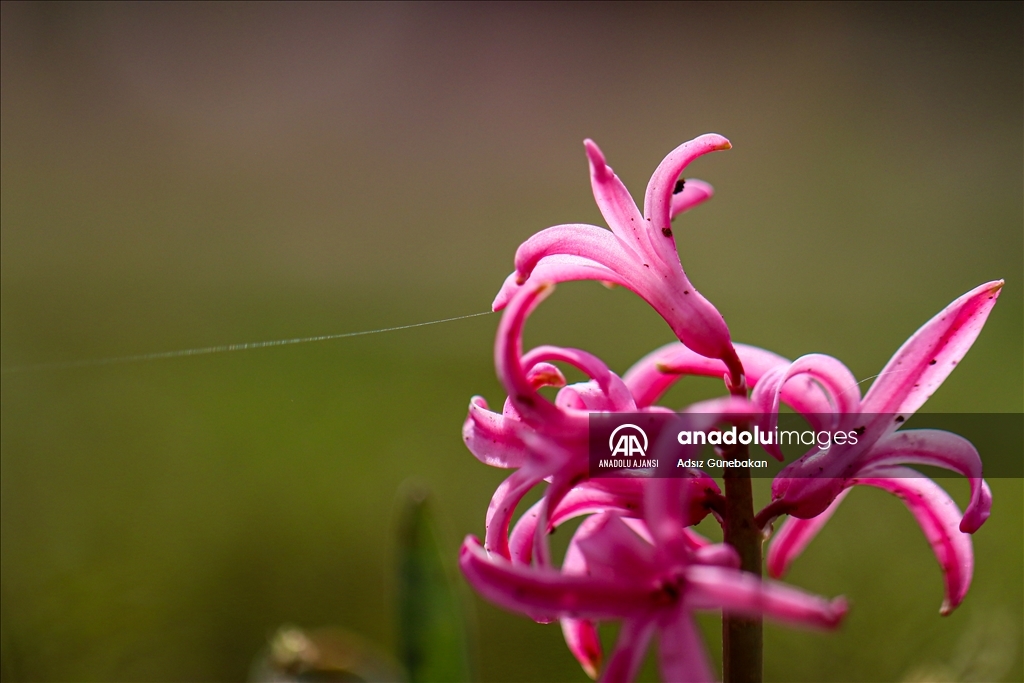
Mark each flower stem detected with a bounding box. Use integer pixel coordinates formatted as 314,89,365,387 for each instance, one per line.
722,447,762,683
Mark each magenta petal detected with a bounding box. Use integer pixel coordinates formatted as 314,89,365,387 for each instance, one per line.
514,223,640,285
646,477,693,561
510,478,641,567
693,543,742,569
526,361,567,389
555,385,588,410
495,283,589,434
669,179,715,221
459,537,652,619
523,345,635,412
584,139,651,256
768,353,862,418
509,499,542,565
859,430,991,533
643,133,732,264
551,479,646,527
558,381,626,411
686,565,848,629
751,355,859,461
658,608,716,683
766,489,851,579
861,281,1003,419
576,513,658,582
485,469,544,559
599,617,657,683
852,466,974,614
562,617,604,680
564,515,606,574
463,397,528,469
624,342,789,408
495,282,562,424
510,478,648,565
493,255,627,311
533,470,591,568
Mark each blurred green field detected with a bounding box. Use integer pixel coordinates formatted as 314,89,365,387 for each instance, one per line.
2,3,1021,681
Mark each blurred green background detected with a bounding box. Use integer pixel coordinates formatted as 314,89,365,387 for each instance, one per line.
1,2,1021,681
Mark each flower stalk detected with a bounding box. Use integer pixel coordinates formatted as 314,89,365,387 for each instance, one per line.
722,455,763,683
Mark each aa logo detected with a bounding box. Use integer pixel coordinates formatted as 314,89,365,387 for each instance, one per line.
608,424,648,458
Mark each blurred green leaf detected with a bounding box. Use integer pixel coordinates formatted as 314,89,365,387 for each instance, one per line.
396,485,473,683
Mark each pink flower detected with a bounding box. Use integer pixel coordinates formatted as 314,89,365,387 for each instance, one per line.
754,281,1003,614
461,443,847,683
492,135,745,388
464,280,655,563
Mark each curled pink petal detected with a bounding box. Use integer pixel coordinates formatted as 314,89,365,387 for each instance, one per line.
576,513,658,582
493,255,627,310
646,476,693,562
859,430,991,533
765,354,861,422
485,468,544,559
514,224,639,285
508,500,542,566
459,537,652,619
558,381,624,411
766,489,851,579
562,617,603,680
548,516,605,629
526,362,566,389
853,466,974,614
584,139,651,256
669,178,715,221
624,341,789,408
463,397,528,469
495,282,588,434
533,469,591,568
552,479,647,525
658,608,716,683
643,133,732,265
522,345,635,413
693,542,742,569
861,281,1004,420
599,617,657,683
686,565,848,629
681,527,713,550
555,385,589,410
751,355,860,463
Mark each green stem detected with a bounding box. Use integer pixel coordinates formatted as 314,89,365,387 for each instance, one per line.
722,446,762,683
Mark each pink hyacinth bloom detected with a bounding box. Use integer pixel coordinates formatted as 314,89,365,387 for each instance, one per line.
756,281,1003,614
505,467,725,677
464,280,664,563
461,452,847,683
492,135,745,388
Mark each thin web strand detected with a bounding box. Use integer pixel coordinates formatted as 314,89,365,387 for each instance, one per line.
1,310,494,375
